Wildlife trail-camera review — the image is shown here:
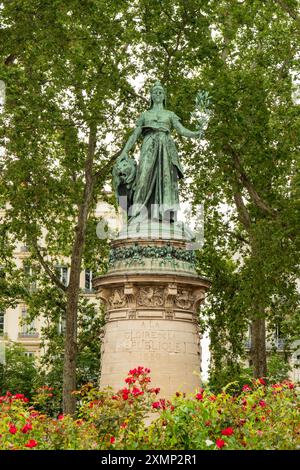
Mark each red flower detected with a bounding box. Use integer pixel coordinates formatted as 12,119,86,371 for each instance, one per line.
9,424,17,435
258,378,266,385
159,399,167,410
14,393,25,400
120,422,127,429
24,439,38,448
216,438,226,449
110,437,115,444
21,423,32,434
128,366,150,377
195,393,203,401
288,382,295,389
209,395,216,402
140,376,151,384
131,387,144,397
242,384,252,392
221,427,234,436
125,377,136,384
152,401,161,409
272,383,281,389
259,400,267,408
120,388,130,400
149,387,160,395
58,414,64,420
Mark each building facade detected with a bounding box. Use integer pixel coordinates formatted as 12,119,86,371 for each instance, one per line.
0,200,120,360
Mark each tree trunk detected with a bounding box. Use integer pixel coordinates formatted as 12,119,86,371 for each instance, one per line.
63,126,96,415
232,188,267,379
250,317,267,378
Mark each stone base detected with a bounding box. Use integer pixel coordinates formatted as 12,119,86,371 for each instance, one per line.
93,235,210,398
100,319,201,396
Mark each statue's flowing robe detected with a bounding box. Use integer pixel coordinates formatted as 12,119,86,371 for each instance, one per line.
131,110,183,221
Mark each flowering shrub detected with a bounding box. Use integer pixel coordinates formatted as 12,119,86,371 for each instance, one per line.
144,379,300,450
76,366,160,449
0,369,299,450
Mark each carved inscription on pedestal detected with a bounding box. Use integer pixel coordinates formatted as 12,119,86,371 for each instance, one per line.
118,330,187,354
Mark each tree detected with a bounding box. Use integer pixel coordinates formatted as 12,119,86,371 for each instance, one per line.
0,0,139,414
184,0,300,378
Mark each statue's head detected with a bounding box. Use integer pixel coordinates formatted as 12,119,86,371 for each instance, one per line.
150,80,166,108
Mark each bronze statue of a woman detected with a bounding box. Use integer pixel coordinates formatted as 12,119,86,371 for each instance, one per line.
113,81,201,224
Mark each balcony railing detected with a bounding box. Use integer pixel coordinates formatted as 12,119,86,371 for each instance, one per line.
18,332,39,339
245,338,286,350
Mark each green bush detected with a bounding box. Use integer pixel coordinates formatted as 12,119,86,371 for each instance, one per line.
0,343,39,399
267,353,291,383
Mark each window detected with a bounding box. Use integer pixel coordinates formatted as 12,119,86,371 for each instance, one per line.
56,266,68,287
58,313,66,335
24,264,37,292
275,324,285,349
0,311,4,335
24,351,35,358
20,306,37,337
85,269,93,292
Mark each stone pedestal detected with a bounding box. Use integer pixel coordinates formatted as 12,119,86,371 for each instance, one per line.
93,235,210,397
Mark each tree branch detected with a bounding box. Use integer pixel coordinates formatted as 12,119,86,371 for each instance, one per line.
224,144,277,217
273,0,300,30
233,190,252,232
92,149,122,182
30,242,67,293
4,54,17,66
